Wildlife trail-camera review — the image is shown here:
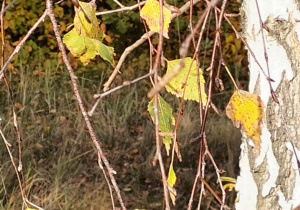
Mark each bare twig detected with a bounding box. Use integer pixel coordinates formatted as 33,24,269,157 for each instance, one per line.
203,136,228,209
196,153,206,210
185,1,230,209
89,71,154,116
0,129,27,207
0,10,48,80
0,0,19,16
103,31,155,92
150,0,170,208
1,1,28,208
218,8,270,86
186,4,211,209
254,0,278,102
25,198,44,210
112,0,124,8
96,1,146,16
195,1,228,208
45,0,126,209
0,0,5,79
98,157,116,210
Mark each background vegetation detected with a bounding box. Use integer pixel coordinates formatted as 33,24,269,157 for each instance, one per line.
1,0,248,209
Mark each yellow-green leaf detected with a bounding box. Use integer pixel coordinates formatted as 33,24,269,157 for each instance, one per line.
148,95,174,155
140,0,171,38
226,90,265,153
63,28,86,56
63,1,114,65
166,57,207,104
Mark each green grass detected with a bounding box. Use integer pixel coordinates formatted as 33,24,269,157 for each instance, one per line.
0,53,241,209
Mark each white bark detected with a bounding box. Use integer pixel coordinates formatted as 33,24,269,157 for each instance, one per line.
236,0,300,209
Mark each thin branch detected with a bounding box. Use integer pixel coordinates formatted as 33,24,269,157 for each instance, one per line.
186,4,211,209
25,198,44,210
1,1,28,208
89,71,154,116
0,129,27,207
0,0,19,16
103,31,155,92
0,10,48,81
45,0,126,209
186,1,227,209
196,153,206,210
254,0,278,103
196,1,227,208
218,7,271,90
203,136,228,209
98,155,116,210
151,0,170,208
112,0,124,8
96,1,146,16
1,0,5,76
96,72,153,99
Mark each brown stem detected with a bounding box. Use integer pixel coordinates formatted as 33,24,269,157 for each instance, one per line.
45,0,126,209
1,0,27,207
151,0,170,208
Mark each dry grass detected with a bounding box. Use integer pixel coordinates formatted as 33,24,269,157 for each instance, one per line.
0,54,241,209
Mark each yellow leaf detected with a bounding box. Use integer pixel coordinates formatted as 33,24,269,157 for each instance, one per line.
220,176,236,183
223,183,236,191
219,176,236,191
168,165,176,187
226,90,265,153
74,1,99,39
167,164,177,205
166,57,207,104
140,0,171,39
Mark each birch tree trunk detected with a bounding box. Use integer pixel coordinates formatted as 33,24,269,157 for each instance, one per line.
235,0,300,209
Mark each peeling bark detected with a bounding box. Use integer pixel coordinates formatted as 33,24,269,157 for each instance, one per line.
236,0,300,209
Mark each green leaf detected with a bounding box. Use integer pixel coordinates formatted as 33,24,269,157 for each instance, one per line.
166,57,207,104
95,41,115,65
147,95,174,155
